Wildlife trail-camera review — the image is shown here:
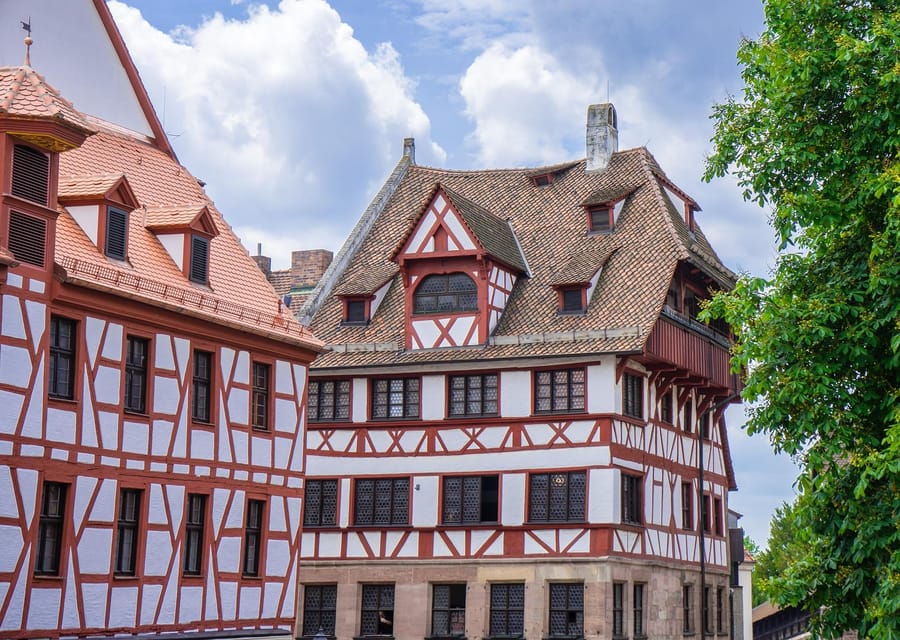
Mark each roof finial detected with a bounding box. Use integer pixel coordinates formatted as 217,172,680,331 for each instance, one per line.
21,17,32,66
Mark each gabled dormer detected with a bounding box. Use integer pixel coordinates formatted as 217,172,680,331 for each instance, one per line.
391,183,528,349
0,64,94,277
144,203,219,285
58,173,139,262
581,185,635,234
549,247,616,314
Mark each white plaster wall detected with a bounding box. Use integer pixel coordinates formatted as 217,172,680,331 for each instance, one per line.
588,468,617,523
501,472,526,525
351,378,367,423
421,375,444,420
412,475,438,526
67,205,100,244
500,370,530,417
1,295,25,339
156,234,185,270
587,361,615,413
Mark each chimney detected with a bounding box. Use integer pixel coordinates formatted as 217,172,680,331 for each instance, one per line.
251,243,271,277
586,103,618,172
291,249,334,290
403,137,416,164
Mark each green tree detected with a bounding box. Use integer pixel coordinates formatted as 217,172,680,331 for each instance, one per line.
703,1,900,637
749,501,803,607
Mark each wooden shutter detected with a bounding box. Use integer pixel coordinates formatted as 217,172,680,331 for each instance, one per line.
105,208,128,260
8,210,47,267
12,145,50,205
189,235,209,283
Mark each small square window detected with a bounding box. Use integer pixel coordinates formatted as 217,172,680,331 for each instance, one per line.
360,584,394,636
442,475,498,524
589,206,612,233
534,368,585,413
560,287,585,313
528,471,586,522
489,583,524,637
304,479,338,527
344,299,368,324
372,377,419,420
309,379,351,422
548,583,583,638
448,374,497,417
354,477,409,526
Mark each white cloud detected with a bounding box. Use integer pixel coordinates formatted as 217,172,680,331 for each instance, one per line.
109,0,444,267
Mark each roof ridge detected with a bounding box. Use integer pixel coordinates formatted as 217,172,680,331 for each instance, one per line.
637,149,691,262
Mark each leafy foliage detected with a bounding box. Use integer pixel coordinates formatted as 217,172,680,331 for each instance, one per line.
703,1,900,637
748,502,802,607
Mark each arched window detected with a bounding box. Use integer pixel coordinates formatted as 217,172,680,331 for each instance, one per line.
414,273,477,314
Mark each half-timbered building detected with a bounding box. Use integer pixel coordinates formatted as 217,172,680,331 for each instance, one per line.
298,105,741,639
0,8,322,638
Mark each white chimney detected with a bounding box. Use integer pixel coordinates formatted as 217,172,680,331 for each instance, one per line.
586,103,618,172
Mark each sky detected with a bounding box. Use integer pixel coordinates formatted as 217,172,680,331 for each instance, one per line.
4,0,799,547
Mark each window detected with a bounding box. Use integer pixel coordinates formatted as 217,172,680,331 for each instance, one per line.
534,368,585,413
713,497,723,536
623,372,644,419
344,299,368,324
489,583,524,638
49,316,76,400
683,585,695,634
192,349,213,423
560,287,585,314
189,234,209,284
124,336,149,413
414,273,477,314
252,362,270,430
660,390,673,423
115,489,141,576
612,582,625,638
716,587,725,634
308,379,351,422
549,583,583,638
701,412,711,440
589,206,612,233
105,207,128,260
633,584,646,638
243,499,264,576
683,402,693,433
12,144,49,205
702,494,712,533
432,584,466,638
372,377,419,419
8,210,47,267
183,493,206,576
448,374,498,417
681,482,693,530
703,586,713,635
442,475,498,524
528,471,586,522
621,474,642,525
532,173,554,187
35,481,67,575
360,583,394,636
302,584,337,637
354,477,409,526
304,479,338,527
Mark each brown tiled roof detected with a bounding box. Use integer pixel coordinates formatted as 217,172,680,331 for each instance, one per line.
56,126,321,350
308,148,733,369
549,245,616,287
333,262,399,296
269,269,293,297
0,66,93,134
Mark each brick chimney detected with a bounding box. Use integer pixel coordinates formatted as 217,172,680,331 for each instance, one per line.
586,103,618,172
291,249,333,290
251,243,271,277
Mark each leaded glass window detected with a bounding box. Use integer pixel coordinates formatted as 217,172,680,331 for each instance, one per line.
441,475,498,524
432,584,466,637
360,583,394,636
354,477,409,526
414,273,477,314
304,479,338,527
309,379,351,422
372,377,419,419
623,372,644,419
489,583,524,637
549,583,583,638
448,374,498,416
302,584,337,636
534,368,585,413
528,471,586,522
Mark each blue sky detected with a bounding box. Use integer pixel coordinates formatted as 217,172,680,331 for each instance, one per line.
10,0,799,546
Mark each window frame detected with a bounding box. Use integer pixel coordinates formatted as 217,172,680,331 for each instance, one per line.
251,361,272,430
713,497,723,537
104,206,128,261
587,205,613,233
683,584,695,635
683,401,693,434
413,272,478,315
558,286,587,315
191,349,214,424
8,209,48,268
489,582,525,638
700,411,711,440
189,233,210,285
441,474,499,525
702,494,712,534
242,498,265,577
371,376,420,420
548,582,583,639
114,488,142,577
533,367,586,414
622,372,644,420
342,297,370,325
183,493,207,577
633,583,646,638
660,389,673,424
703,586,713,635
303,478,338,528
48,315,77,400
11,143,50,206
302,583,337,637
621,473,642,526
353,477,409,527
681,481,693,530
447,373,498,417
612,582,625,638
431,583,466,638
527,470,586,523
124,335,150,414
308,378,352,423
359,583,395,637
35,481,67,576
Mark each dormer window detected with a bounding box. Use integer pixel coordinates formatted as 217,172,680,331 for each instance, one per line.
341,297,371,325
7,210,47,267
11,144,50,206
558,286,587,314
413,273,477,314
105,208,128,260
588,206,613,233
189,235,210,284
531,173,554,187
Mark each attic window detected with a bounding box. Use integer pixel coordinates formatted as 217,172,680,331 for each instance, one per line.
531,173,554,187
343,298,369,325
8,210,47,267
414,273,477,314
11,144,50,206
588,206,613,233
189,235,210,284
105,208,128,260
559,286,586,314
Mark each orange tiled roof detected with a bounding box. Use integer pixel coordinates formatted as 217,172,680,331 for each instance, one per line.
307,148,733,369
0,65,93,134
56,126,321,350
58,173,126,199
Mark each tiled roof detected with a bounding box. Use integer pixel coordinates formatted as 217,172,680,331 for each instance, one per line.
549,245,616,286
0,66,93,134
308,147,734,369
333,262,399,296
58,173,125,199
144,203,212,231
56,126,321,350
